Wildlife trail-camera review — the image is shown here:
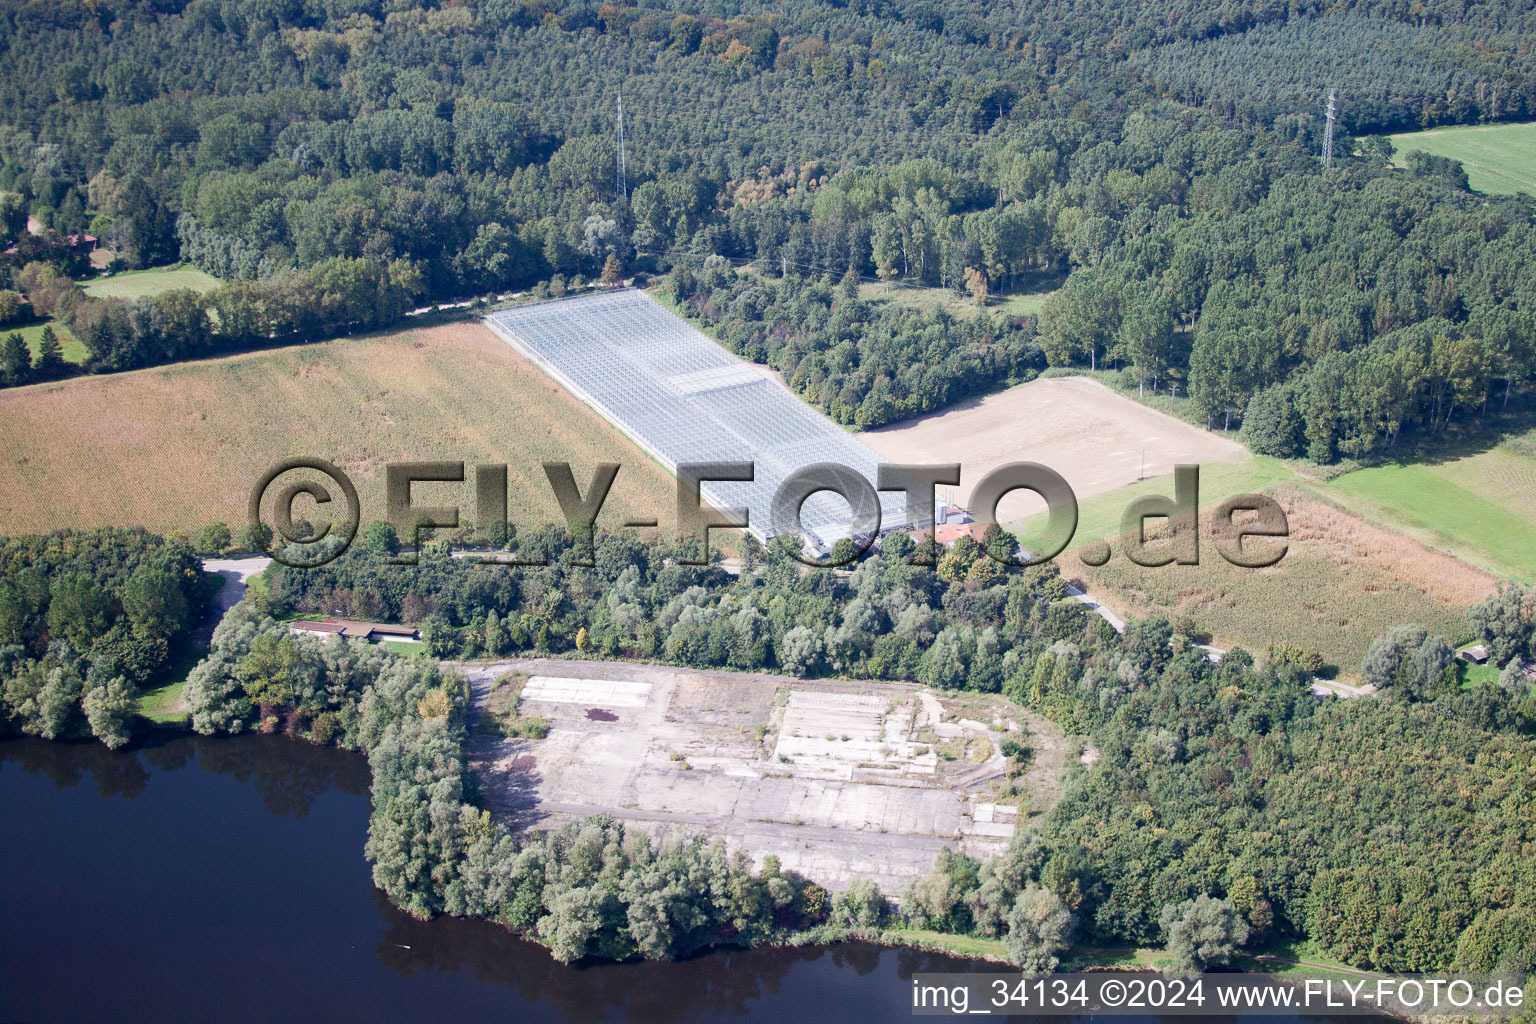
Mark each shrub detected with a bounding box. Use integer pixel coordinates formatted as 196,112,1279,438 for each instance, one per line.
1240,384,1303,458
310,710,340,744
197,522,232,555
1267,640,1324,675
507,716,551,738
1160,895,1249,973
1004,885,1076,972
834,877,888,929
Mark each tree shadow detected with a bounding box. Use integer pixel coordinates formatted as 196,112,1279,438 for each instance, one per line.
369,890,977,1024
0,734,152,800
465,733,548,831
0,731,369,812
190,733,370,817
1348,399,1535,470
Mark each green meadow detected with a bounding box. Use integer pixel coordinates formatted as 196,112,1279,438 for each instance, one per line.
1388,121,1536,196
83,265,222,301
10,320,88,363
1319,445,1536,581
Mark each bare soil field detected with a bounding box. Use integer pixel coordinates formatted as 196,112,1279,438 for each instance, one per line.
1076,488,1498,672
862,375,1245,521
0,321,675,537
461,658,1070,894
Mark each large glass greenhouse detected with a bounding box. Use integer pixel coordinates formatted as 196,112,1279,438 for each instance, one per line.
485,289,911,550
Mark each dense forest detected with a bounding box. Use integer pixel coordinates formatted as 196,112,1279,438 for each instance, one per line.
668,263,1042,427
3,0,1536,976
261,523,1110,683
0,528,209,747
2,520,1534,970
1132,14,1536,131
1037,151,1536,461
0,0,1533,462
175,526,1536,972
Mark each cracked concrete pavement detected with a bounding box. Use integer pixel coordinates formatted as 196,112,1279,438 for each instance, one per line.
456,658,1069,894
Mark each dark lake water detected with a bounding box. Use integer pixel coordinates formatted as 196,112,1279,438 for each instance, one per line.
0,733,1379,1024
0,733,987,1023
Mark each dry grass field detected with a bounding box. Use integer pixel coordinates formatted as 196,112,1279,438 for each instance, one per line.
1075,488,1498,672
0,321,676,537
862,375,1246,522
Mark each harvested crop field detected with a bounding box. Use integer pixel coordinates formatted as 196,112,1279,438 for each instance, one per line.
1075,489,1498,672
862,375,1245,522
0,321,675,536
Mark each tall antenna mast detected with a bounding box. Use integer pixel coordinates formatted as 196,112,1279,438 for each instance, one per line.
1322,88,1337,168
616,90,628,199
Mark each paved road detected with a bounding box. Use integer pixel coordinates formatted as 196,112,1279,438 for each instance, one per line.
1066,584,1126,632
195,556,272,645
1306,676,1376,699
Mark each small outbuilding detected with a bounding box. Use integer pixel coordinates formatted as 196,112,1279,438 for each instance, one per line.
905,521,990,548
1458,644,1490,665
290,619,421,643
291,620,345,639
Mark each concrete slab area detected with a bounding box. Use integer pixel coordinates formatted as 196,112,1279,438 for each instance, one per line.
521,675,653,707
459,659,1070,896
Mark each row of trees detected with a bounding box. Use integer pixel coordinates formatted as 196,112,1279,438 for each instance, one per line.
1,254,421,380
262,526,1117,693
